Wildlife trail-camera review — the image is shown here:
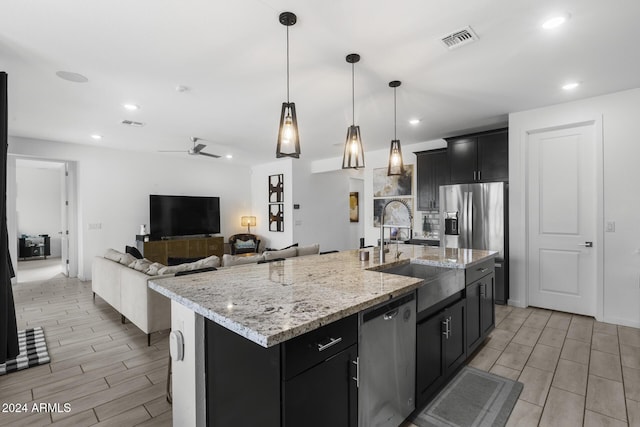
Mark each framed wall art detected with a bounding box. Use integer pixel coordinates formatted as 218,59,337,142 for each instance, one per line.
349,192,359,223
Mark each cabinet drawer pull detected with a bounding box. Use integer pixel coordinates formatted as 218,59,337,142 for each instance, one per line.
383,309,399,320
317,337,342,352
477,267,489,273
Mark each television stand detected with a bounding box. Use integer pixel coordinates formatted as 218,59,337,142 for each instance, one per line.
139,236,224,265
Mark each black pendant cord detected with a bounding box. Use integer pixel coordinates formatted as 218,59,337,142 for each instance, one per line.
286,25,290,104
351,62,355,125
393,87,397,140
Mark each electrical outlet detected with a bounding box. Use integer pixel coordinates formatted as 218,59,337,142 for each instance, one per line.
606,221,615,232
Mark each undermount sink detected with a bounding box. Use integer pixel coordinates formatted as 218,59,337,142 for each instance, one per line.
380,262,464,312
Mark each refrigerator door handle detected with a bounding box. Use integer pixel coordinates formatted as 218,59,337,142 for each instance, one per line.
467,191,473,248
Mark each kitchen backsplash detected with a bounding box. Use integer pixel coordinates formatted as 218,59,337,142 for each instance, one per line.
417,209,440,239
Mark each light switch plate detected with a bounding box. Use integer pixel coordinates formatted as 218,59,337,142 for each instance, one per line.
606,221,615,232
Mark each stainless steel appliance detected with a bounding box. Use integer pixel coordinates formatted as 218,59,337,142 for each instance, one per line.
358,292,416,427
440,182,509,303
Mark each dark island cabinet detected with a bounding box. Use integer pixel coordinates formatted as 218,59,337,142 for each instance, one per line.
416,297,466,407
283,344,358,427
465,263,496,356
447,128,508,184
415,149,449,211
205,314,358,427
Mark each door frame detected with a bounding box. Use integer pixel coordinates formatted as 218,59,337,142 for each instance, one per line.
7,155,79,279
509,114,604,320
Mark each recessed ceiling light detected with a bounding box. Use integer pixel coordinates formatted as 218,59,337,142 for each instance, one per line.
91,134,102,140
542,13,570,30
409,119,421,125
123,103,139,111
56,71,88,83
225,154,233,159
562,81,580,90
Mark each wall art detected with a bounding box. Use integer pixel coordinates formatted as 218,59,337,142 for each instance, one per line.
269,203,284,232
349,192,359,223
269,174,284,203
372,164,413,197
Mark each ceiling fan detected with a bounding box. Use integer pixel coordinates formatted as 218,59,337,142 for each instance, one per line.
159,137,220,158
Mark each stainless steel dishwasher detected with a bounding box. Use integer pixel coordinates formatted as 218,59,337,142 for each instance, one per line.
358,292,416,427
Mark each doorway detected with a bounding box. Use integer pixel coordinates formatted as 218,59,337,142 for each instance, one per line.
526,121,602,316
10,157,77,283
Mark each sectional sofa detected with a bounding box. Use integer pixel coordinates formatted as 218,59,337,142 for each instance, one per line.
91,244,320,345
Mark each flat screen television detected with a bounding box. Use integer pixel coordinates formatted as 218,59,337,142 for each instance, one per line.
149,195,220,240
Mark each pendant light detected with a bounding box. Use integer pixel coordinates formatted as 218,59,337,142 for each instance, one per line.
387,80,405,176
276,12,300,159
341,53,365,169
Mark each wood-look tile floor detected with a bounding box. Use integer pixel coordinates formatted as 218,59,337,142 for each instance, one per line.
405,305,640,427
1,274,171,426
5,270,640,426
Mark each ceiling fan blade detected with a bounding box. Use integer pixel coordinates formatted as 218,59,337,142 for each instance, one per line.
199,152,221,158
158,150,187,153
193,143,207,153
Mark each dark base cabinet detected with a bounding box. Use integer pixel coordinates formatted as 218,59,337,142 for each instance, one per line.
206,320,281,427
206,315,358,427
416,295,466,407
283,344,357,427
466,271,495,356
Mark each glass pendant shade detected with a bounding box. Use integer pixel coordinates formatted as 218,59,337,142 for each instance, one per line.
276,102,300,158
341,53,365,169
387,80,405,176
387,139,405,175
276,12,301,159
342,125,365,169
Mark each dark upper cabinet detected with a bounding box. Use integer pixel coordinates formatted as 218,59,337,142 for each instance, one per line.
416,149,449,211
447,128,508,184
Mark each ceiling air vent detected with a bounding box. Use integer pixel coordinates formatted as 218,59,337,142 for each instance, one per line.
440,26,479,50
121,119,145,127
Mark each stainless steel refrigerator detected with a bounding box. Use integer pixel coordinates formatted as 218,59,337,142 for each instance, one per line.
439,182,509,304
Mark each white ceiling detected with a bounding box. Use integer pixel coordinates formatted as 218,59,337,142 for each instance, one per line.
2,0,640,166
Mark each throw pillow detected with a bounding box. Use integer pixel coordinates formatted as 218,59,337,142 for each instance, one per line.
104,248,124,262
264,243,298,251
235,239,256,250
125,245,144,259
147,262,166,276
128,258,153,274
222,254,264,267
297,244,320,256
118,253,138,266
263,247,297,261
158,255,221,275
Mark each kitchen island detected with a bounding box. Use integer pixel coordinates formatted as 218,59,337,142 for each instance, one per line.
149,245,497,426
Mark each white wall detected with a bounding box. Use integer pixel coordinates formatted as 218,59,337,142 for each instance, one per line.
509,88,640,328
15,164,63,257
291,158,363,252
251,159,294,250
8,136,252,280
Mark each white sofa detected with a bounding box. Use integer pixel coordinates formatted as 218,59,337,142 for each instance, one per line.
91,243,321,345
92,256,175,345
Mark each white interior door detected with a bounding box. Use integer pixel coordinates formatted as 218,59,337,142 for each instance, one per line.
60,163,69,276
527,122,598,316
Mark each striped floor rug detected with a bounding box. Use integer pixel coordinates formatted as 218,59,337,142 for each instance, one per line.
0,327,50,375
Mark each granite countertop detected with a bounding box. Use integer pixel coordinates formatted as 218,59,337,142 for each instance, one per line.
148,245,497,348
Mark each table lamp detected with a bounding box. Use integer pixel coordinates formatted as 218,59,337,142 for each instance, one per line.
241,216,256,233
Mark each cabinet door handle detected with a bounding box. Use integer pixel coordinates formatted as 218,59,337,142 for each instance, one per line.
317,337,342,352
473,171,477,181
480,283,486,298
441,319,449,339
351,358,359,388
478,170,481,181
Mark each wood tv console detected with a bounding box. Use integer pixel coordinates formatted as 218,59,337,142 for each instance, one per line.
140,236,224,265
